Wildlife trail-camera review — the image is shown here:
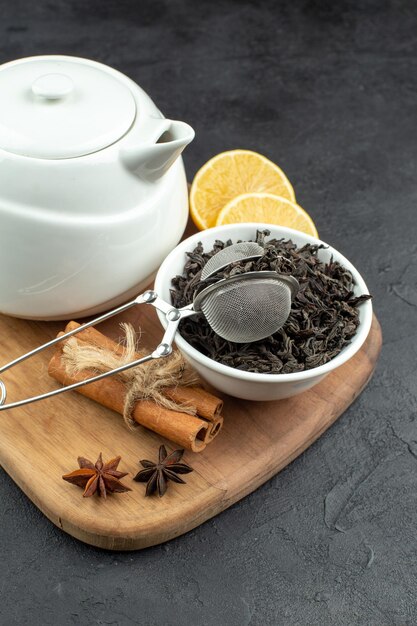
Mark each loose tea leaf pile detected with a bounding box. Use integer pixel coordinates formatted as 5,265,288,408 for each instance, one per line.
171,230,371,374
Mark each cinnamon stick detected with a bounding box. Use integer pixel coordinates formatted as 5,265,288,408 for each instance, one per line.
63,322,224,422
49,321,225,450
48,349,207,452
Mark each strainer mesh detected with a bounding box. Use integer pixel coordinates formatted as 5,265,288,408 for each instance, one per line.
200,277,292,343
201,242,264,280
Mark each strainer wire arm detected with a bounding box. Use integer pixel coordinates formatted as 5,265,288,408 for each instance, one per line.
0,290,189,412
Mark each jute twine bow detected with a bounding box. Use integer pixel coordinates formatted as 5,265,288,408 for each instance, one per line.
62,323,199,429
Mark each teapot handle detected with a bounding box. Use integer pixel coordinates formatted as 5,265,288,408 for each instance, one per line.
120,119,195,181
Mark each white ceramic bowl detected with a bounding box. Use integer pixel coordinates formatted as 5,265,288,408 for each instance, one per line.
154,223,373,401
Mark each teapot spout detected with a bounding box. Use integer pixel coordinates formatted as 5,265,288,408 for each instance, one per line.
121,119,194,181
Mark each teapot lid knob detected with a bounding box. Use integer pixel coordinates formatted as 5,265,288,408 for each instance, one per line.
0,56,137,159
32,73,74,100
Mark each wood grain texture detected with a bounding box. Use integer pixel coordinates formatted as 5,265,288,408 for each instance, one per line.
0,307,381,550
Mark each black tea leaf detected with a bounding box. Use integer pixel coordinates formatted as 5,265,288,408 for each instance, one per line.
171,230,371,375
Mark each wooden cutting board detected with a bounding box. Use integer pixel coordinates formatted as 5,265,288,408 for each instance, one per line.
0,304,381,550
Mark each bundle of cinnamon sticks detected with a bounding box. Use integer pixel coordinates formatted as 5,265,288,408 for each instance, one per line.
48,322,224,452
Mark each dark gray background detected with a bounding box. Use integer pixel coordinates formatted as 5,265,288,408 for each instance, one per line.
1,1,416,624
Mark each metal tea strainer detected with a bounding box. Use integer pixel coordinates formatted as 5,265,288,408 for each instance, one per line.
0,243,299,410
201,241,265,280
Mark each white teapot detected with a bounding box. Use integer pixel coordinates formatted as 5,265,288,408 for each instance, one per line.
0,55,194,320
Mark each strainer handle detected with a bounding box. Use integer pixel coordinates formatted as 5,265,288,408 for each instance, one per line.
0,290,186,411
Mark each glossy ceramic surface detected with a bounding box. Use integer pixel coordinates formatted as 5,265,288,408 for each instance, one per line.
0,55,194,319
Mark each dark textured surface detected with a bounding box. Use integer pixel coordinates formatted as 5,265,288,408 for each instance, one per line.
0,1,416,624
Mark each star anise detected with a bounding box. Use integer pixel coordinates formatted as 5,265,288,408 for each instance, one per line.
134,445,193,497
62,453,132,498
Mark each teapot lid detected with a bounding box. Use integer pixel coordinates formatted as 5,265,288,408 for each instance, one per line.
0,56,137,159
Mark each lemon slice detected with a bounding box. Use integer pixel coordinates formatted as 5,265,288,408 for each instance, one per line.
190,149,295,230
215,192,318,238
